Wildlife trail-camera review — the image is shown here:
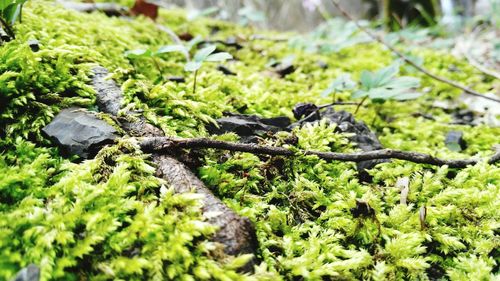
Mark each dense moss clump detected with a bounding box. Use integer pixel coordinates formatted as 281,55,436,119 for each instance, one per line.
0,1,499,280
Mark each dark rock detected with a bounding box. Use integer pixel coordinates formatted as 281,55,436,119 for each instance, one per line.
290,107,388,182
317,60,328,69
220,37,243,49
445,131,467,152
178,32,194,41
217,65,236,76
292,103,319,119
167,76,185,83
350,200,375,218
452,109,475,125
42,108,118,159
28,39,40,52
11,264,40,281
275,62,295,77
207,113,290,142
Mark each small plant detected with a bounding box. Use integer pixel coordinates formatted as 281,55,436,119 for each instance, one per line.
184,45,232,93
0,0,27,40
321,73,356,101
352,62,421,108
321,63,421,113
124,45,186,79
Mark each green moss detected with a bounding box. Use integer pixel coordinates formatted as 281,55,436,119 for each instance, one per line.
0,1,498,280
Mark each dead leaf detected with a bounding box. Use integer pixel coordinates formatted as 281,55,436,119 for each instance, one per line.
131,0,158,20
419,205,427,230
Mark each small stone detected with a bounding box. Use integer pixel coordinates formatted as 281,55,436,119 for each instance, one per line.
167,76,186,83
217,65,236,76
317,60,328,69
292,103,318,120
445,131,467,151
350,200,375,218
42,108,118,158
207,113,290,142
28,39,40,52
275,62,295,77
12,264,40,281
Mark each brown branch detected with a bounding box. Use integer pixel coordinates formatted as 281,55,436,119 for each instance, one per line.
139,137,499,169
329,0,500,104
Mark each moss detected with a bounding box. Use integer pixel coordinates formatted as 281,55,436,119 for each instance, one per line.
0,1,498,280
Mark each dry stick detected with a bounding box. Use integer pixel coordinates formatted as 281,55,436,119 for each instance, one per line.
139,137,500,169
329,0,500,104
459,27,500,80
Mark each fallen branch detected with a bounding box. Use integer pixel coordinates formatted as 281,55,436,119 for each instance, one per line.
92,66,258,271
139,136,500,169
330,0,500,104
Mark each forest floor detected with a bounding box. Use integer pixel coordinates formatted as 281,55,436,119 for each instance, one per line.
0,1,499,280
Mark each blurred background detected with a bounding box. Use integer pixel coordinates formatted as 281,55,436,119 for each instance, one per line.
160,0,499,32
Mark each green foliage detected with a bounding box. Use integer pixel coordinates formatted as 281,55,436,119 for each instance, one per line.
352,62,422,101
0,40,95,143
1,1,499,280
0,0,27,38
0,140,252,280
321,73,356,97
184,45,232,72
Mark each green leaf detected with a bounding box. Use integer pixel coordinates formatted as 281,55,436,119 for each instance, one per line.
384,76,420,89
184,61,202,72
321,74,356,97
360,70,374,89
186,36,203,51
2,3,22,25
155,45,186,55
352,90,368,99
372,63,400,87
0,0,14,10
391,92,422,100
193,45,216,62
205,52,232,62
124,49,152,59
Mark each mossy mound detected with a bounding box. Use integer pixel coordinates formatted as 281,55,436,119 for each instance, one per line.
0,1,499,280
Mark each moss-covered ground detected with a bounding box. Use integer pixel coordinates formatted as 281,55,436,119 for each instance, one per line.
0,1,499,280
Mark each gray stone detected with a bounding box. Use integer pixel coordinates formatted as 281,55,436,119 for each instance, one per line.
11,264,39,281
42,108,118,158
207,113,290,142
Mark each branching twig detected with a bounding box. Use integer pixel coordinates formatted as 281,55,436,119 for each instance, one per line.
329,0,500,104
139,137,500,168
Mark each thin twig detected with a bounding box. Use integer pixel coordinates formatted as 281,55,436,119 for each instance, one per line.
329,0,500,104
458,26,500,80
139,137,500,168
